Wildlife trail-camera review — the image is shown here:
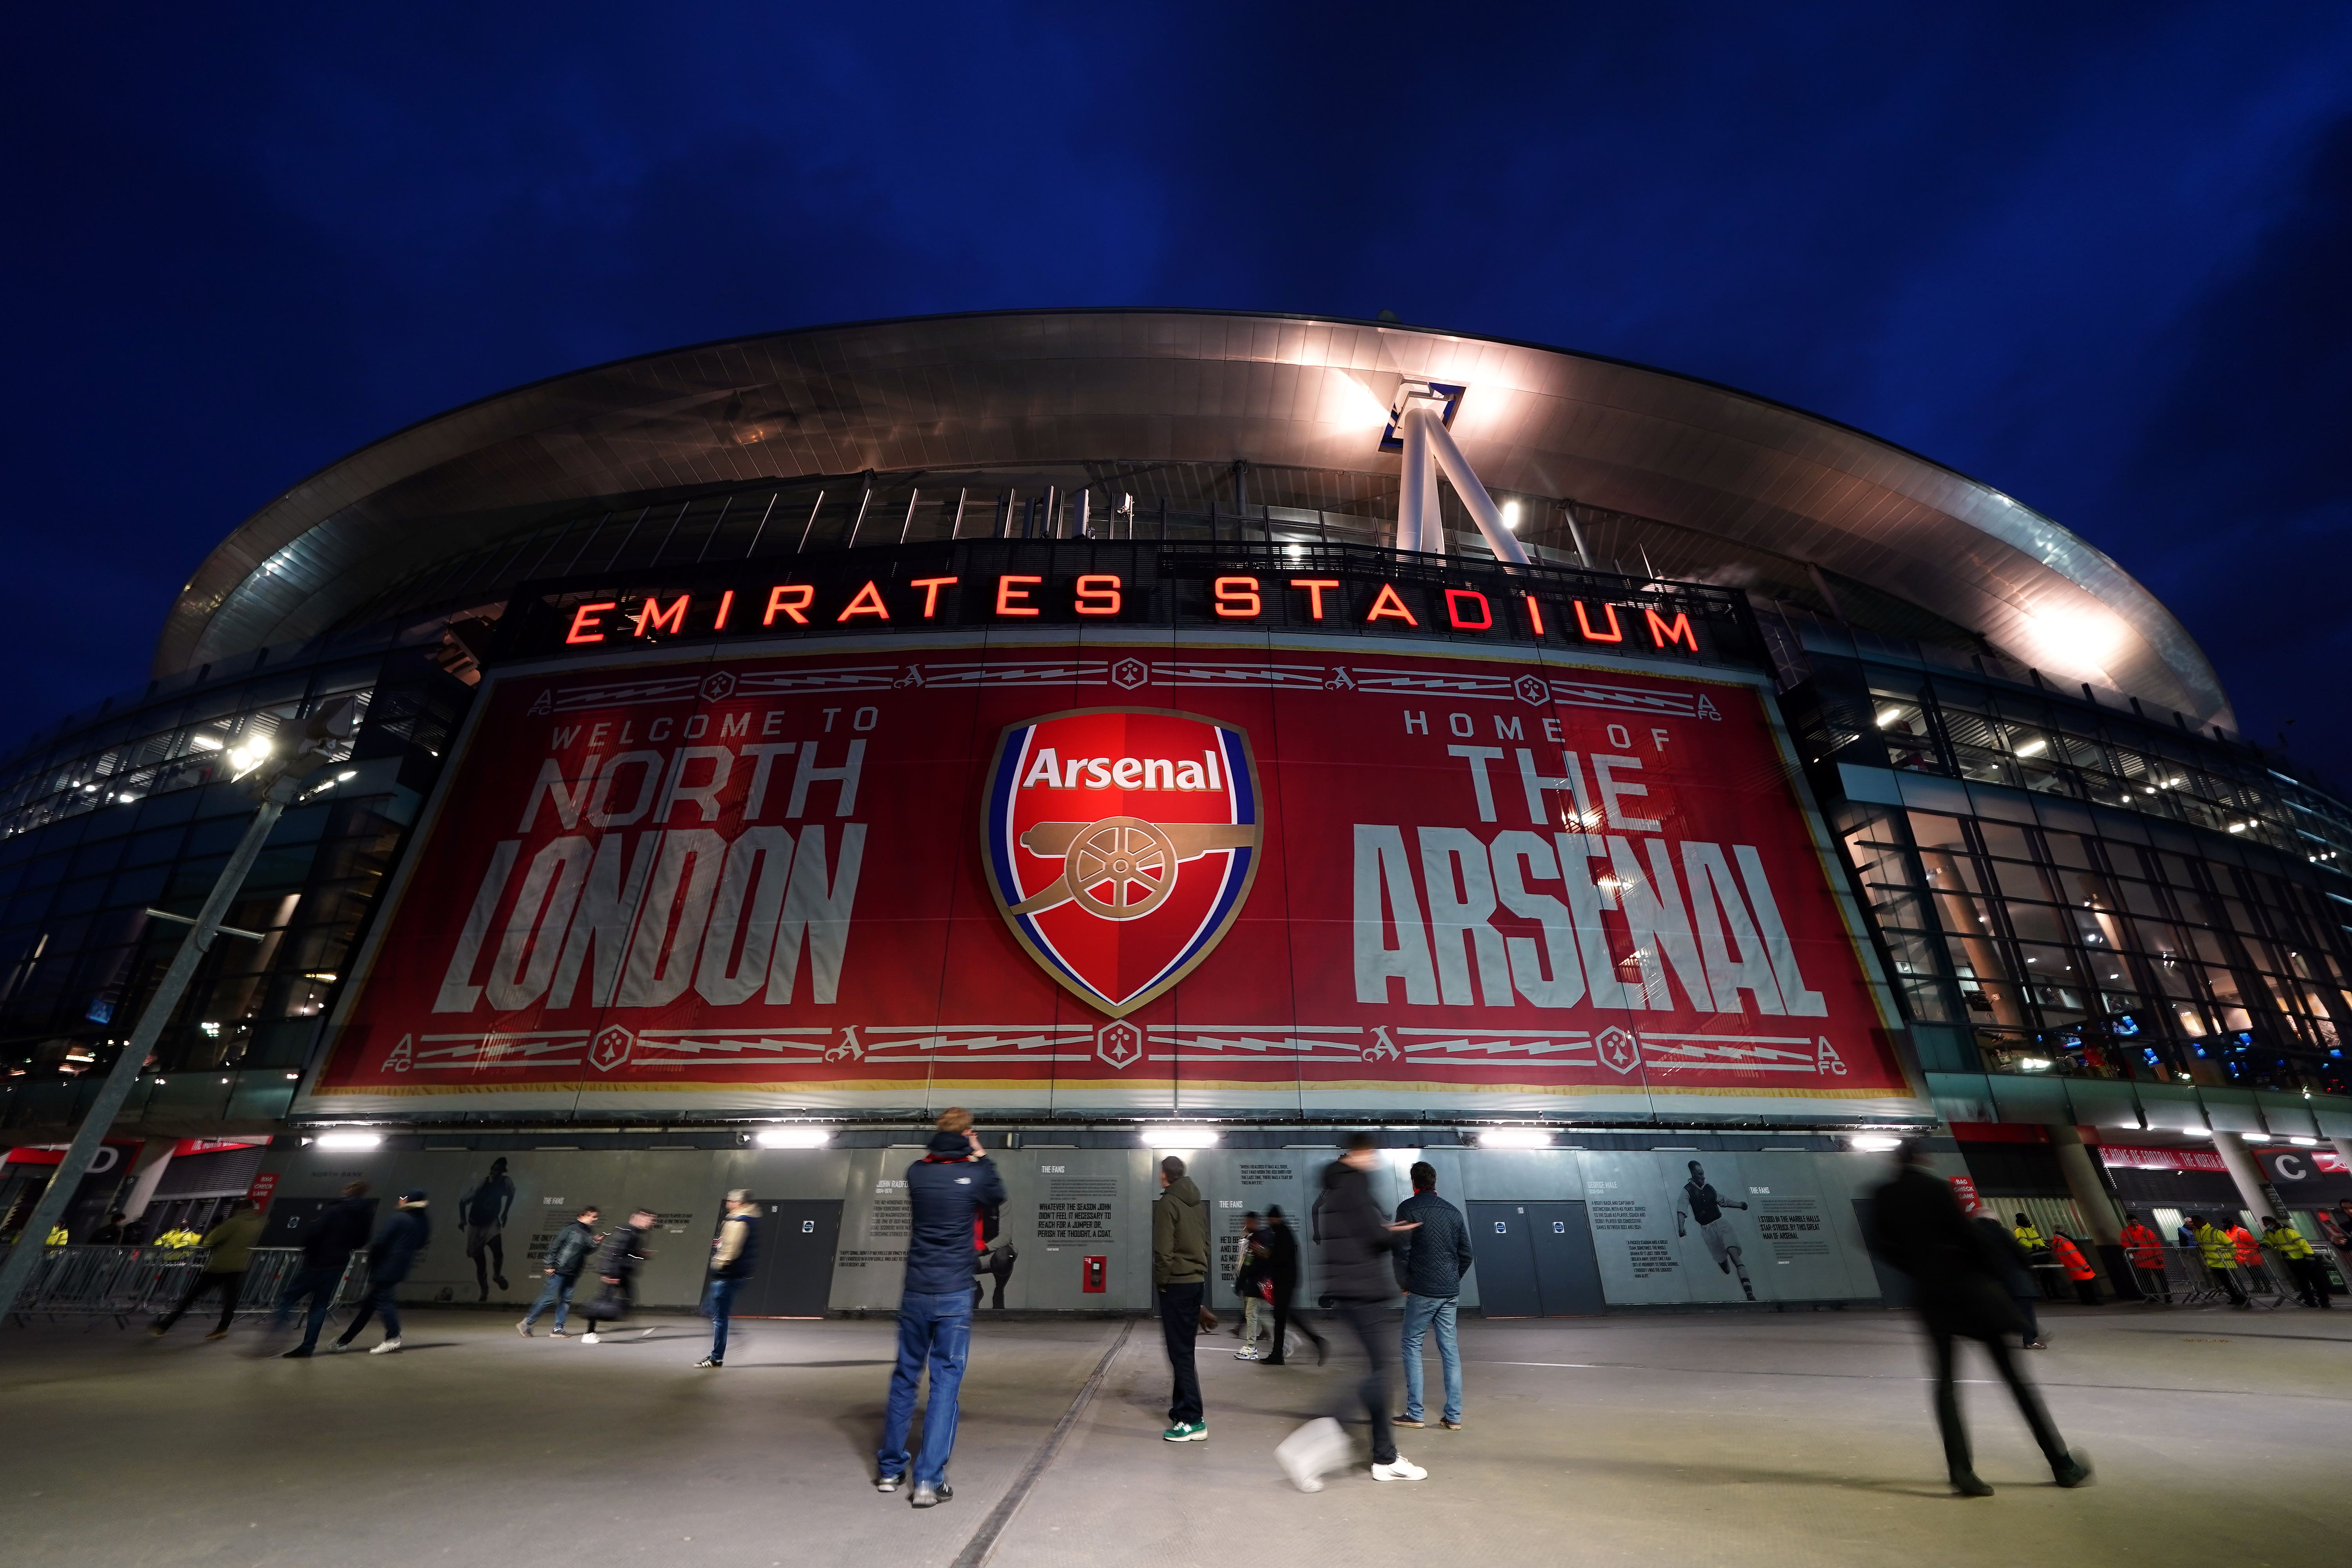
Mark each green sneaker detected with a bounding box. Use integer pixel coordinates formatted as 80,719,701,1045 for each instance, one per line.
1161,1421,1207,1443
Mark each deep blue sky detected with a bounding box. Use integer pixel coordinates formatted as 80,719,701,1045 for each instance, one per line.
5,7,2349,778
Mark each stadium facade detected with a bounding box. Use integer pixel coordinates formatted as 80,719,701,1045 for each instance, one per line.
4,310,2350,1314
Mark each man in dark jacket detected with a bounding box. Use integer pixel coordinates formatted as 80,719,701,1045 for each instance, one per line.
1870,1143,2090,1496
333,1191,430,1354
1152,1155,1211,1441
877,1108,1005,1508
581,1208,656,1344
518,1204,601,1337
1393,1162,1473,1430
1301,1133,1425,1485
1257,1205,1324,1367
272,1181,374,1358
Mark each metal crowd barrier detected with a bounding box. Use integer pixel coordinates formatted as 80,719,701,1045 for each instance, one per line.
2116,1244,2307,1308
3,1245,369,1328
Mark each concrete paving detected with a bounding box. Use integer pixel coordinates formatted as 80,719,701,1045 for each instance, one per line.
0,1300,2344,1567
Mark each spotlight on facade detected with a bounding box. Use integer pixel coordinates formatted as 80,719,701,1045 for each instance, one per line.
1149,1125,1220,1150
1848,1133,1904,1153
753,1125,832,1149
1476,1127,1552,1149
313,1131,382,1151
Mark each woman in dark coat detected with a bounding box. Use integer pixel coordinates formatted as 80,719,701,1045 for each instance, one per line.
1871,1144,2092,1496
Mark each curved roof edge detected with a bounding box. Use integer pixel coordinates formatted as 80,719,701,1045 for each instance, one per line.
158,307,2232,728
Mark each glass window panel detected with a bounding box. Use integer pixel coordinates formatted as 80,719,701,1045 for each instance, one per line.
1993,860,2052,901
1976,822,2033,860
2044,833,2096,870
2118,879,2169,920
1907,812,1968,850
1916,848,1984,896
1933,891,1997,936
2006,904,2069,944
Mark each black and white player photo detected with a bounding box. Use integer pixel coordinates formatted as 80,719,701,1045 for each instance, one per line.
1675,1160,1755,1301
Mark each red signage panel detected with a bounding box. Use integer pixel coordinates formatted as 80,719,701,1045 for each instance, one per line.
309,636,1914,1114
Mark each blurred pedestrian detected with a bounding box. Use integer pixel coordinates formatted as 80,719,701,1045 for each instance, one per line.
1393,1161,1472,1432
2047,1231,2100,1307
518,1204,601,1337
2119,1212,2171,1303
1233,1212,1269,1361
1286,1132,1425,1488
1871,1142,2091,1496
273,1181,374,1359
149,1198,264,1341
2190,1215,2250,1308
580,1208,657,1343
89,1210,127,1245
699,1190,760,1367
1970,1207,2045,1347
332,1190,430,1354
875,1108,1004,1508
1153,1154,1210,1442
1258,1205,1324,1367
2259,1216,2331,1308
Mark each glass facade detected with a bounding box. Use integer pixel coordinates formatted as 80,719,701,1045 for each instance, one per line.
0,630,471,1127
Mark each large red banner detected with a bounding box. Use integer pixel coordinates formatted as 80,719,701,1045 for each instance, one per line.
309,635,1916,1113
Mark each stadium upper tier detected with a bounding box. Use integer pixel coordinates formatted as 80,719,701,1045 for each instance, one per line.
158,309,2230,729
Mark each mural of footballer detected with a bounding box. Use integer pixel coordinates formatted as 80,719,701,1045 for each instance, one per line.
1675,1160,1756,1301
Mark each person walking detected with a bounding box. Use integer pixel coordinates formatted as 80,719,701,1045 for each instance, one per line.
2120,1212,2171,1303
699,1191,760,1367
1152,1154,1210,1443
1257,1205,1324,1367
2259,1216,2331,1308
1392,1161,1472,1432
1970,1207,2046,1347
1233,1212,1269,1361
518,1204,601,1337
2190,1215,2251,1308
1289,1132,1425,1488
149,1198,265,1341
332,1190,430,1354
1871,1142,2091,1496
89,1211,127,1245
272,1181,374,1358
581,1208,657,1343
875,1109,1004,1508
2047,1231,2100,1307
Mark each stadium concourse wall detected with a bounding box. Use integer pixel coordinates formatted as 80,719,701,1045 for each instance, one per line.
244,1136,1953,1315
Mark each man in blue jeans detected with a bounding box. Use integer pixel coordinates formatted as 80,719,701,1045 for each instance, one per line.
698,1191,760,1367
876,1108,1005,1508
1393,1162,1474,1430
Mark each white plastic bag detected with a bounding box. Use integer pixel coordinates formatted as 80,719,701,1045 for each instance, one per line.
1275,1416,1350,1493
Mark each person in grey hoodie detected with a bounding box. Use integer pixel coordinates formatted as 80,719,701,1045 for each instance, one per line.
1152,1155,1210,1442
1393,1162,1473,1430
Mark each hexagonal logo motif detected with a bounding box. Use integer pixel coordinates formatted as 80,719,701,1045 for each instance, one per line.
984,708,1261,1018
1595,1025,1641,1076
1515,673,1550,708
1097,1020,1145,1071
1111,657,1149,691
588,1025,635,1074
701,670,738,702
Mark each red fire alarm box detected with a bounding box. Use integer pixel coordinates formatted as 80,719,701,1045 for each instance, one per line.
1082,1255,1106,1293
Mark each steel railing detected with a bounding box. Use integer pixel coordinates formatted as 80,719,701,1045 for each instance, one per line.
2,1245,369,1328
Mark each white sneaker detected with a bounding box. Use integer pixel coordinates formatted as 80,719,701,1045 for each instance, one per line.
638,1327,656,1340
1276,1417,1348,1494
581,1332,601,1344
368,1338,403,1355
1370,1455,1428,1482
1235,1347,1261,1361
516,1321,533,1337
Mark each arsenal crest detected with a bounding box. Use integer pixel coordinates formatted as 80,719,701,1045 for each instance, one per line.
982,708,1261,1018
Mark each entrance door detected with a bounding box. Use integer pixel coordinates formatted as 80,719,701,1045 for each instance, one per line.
1524,1201,1606,1315
737,1200,844,1316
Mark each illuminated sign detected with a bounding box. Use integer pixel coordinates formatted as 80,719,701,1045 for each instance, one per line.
308,632,1912,1118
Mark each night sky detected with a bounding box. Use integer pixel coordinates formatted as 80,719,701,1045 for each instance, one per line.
6,9,2349,780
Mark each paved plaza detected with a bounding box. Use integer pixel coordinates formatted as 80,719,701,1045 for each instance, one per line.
1,1302,2344,1567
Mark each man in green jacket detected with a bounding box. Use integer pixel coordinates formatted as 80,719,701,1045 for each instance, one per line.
1152,1155,1210,1443
150,1199,266,1341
